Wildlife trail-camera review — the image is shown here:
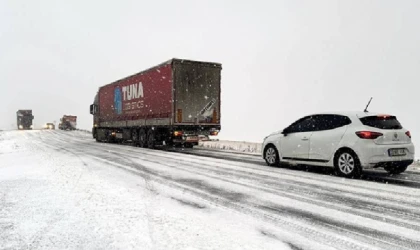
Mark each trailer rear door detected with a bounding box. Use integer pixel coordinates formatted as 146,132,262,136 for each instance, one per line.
173,60,221,125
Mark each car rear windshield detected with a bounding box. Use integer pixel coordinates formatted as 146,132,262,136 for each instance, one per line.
359,116,402,130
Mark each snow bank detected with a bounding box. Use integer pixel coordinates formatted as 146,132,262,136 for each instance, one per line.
409,161,420,171
198,140,262,154
76,128,91,132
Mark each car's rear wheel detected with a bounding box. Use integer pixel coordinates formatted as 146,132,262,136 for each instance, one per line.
335,150,362,178
264,145,279,167
384,165,408,175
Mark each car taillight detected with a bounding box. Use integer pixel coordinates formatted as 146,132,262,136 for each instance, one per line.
406,131,411,138
356,131,383,139
378,114,391,119
174,131,183,136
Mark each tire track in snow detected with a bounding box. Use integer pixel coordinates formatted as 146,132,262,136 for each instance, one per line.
168,146,420,188
83,154,420,250
36,131,159,249
80,156,375,250
34,133,370,250
43,131,420,220
23,131,157,249
53,130,420,193
35,131,420,250
52,131,420,199
58,131,420,199
42,131,420,229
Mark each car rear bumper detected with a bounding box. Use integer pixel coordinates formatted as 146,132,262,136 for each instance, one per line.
372,160,414,169
356,143,415,169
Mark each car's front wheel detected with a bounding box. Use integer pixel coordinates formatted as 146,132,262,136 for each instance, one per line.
335,150,362,178
384,165,408,175
264,145,279,167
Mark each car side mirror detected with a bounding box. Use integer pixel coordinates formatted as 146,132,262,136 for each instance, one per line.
282,128,289,136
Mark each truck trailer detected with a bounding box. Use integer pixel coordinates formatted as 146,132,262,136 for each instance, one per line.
59,115,77,130
16,110,34,130
90,58,221,148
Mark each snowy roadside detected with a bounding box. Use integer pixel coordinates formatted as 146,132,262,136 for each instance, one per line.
409,162,420,171
198,140,262,155
0,131,293,250
3,130,420,249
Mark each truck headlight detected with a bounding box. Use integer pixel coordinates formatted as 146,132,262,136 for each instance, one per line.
19,125,23,129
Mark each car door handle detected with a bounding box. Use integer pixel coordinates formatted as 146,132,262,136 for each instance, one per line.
301,137,309,141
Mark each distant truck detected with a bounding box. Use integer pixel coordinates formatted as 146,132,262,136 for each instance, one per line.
16,110,34,130
90,58,221,148
59,115,77,130
44,123,55,130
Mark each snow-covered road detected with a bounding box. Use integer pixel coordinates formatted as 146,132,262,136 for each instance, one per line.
1,130,420,250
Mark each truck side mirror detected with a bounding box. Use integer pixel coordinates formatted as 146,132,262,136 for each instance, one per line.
90,104,94,115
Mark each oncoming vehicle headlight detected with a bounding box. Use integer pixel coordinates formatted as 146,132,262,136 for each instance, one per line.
19,125,23,129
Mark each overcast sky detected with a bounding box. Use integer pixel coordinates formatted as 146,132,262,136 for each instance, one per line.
0,0,419,148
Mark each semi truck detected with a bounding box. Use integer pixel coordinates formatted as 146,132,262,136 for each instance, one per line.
59,115,77,130
90,58,221,148
16,110,34,130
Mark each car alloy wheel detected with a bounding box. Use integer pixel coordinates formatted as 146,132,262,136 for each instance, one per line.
265,146,279,166
338,153,355,175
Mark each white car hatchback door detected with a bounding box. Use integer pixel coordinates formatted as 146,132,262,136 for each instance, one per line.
358,115,411,146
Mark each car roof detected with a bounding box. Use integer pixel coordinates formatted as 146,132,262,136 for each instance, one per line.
309,111,394,118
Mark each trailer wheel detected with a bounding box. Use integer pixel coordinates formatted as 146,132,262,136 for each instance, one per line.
132,129,139,146
147,130,155,149
106,130,112,143
139,129,147,148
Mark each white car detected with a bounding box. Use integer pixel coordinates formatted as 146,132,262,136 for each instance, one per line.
262,112,415,178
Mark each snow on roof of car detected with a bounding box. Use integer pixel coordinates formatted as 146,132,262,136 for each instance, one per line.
309,111,393,118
